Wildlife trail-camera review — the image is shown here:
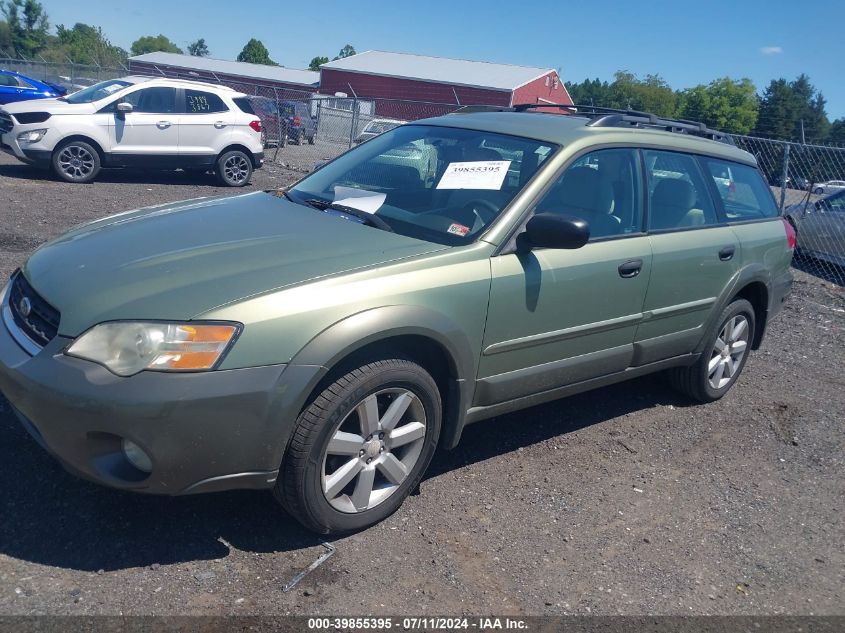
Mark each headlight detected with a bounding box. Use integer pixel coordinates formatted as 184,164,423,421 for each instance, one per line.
17,129,47,143
66,321,240,376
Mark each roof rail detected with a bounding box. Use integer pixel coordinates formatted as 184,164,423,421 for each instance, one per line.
451,105,514,114
577,105,731,143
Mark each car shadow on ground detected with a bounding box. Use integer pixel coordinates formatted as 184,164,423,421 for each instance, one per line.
0,374,690,573
0,162,234,187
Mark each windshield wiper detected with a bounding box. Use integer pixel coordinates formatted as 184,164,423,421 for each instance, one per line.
302,198,394,232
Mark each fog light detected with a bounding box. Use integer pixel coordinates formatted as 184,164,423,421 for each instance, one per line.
121,439,152,473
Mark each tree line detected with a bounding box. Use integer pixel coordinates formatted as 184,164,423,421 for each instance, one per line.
1,0,842,144
566,71,842,144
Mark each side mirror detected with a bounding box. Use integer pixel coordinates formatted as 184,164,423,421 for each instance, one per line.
116,102,133,114
522,213,590,250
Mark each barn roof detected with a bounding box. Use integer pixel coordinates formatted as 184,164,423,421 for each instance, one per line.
320,50,555,92
128,52,320,87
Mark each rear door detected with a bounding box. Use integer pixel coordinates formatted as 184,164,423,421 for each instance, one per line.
178,88,233,163
109,86,179,165
633,150,739,365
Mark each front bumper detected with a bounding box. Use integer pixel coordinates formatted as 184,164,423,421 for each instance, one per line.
1,130,51,167
0,287,324,495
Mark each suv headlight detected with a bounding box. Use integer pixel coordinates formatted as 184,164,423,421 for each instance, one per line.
66,321,240,376
17,129,47,143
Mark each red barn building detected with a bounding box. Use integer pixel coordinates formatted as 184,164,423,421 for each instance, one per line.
319,50,572,120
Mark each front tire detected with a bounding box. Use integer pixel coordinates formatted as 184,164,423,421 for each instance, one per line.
668,298,755,402
275,359,442,534
215,150,253,187
52,140,101,183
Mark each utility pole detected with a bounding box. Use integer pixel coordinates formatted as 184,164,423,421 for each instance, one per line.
800,119,806,144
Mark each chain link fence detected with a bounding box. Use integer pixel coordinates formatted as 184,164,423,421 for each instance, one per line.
0,57,126,91
2,58,843,285
734,135,845,285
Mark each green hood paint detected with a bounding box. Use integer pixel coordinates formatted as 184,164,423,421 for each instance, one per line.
23,192,448,336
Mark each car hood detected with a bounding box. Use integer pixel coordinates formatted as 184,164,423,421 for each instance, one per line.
21,192,449,336
2,98,96,115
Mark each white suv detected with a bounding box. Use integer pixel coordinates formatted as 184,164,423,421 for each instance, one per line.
0,76,264,186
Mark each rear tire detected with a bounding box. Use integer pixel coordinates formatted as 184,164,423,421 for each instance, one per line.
308,133,315,145
52,140,101,183
275,358,441,534
668,298,756,403
215,150,253,187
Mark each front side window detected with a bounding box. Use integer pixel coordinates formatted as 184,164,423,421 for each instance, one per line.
702,157,779,220
644,150,718,231
122,87,176,113
185,89,228,114
65,79,132,104
534,148,642,240
287,124,556,245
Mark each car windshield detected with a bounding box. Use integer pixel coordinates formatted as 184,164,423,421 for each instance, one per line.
287,124,557,245
65,79,132,104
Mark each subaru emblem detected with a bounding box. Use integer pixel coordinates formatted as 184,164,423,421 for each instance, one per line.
18,296,31,318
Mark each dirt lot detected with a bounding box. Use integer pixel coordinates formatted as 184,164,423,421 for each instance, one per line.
0,151,843,617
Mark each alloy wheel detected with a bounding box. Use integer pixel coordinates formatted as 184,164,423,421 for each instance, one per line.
321,388,427,513
223,154,250,184
708,315,749,389
58,145,95,180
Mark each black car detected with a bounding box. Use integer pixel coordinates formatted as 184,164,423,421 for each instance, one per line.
279,100,316,145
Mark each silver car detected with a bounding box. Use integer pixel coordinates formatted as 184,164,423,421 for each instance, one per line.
786,190,845,267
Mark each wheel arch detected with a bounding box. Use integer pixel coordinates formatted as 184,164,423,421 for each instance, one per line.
285,305,477,454
217,143,260,168
700,265,771,354
52,134,106,162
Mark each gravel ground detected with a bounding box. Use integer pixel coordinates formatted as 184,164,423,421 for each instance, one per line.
0,151,843,616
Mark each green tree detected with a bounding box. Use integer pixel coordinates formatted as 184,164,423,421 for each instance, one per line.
130,34,182,56
565,77,612,106
829,118,845,145
754,74,830,142
333,44,355,60
236,38,275,65
607,71,677,117
309,55,329,71
187,37,208,57
1,0,49,57
52,22,127,66
0,20,12,53
678,78,758,134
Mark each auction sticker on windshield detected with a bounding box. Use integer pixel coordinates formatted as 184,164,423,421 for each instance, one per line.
436,160,511,190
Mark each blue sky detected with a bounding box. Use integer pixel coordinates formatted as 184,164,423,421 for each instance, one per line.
45,0,845,118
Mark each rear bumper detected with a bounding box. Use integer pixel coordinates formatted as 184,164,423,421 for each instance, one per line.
768,267,793,323
0,284,325,495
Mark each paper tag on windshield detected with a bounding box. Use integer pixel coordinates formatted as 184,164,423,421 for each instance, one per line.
103,83,122,94
436,160,511,190
333,186,386,214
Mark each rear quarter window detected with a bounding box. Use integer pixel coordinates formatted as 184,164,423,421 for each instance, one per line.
185,90,228,114
233,97,256,115
702,158,779,220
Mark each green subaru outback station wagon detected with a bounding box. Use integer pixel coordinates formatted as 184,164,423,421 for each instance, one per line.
0,105,793,534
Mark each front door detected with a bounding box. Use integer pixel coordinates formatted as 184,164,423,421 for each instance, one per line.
110,86,179,166
478,148,652,406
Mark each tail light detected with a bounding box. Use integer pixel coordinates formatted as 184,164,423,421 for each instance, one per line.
249,119,261,133
782,217,796,250
292,116,301,126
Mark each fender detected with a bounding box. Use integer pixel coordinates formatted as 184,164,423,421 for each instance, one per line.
280,304,479,454
694,262,772,355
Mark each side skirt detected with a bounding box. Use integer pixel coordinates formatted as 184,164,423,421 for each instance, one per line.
462,353,699,427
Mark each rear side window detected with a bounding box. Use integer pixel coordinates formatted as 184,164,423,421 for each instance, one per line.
233,97,256,114
702,158,779,220
185,89,228,114
644,150,718,231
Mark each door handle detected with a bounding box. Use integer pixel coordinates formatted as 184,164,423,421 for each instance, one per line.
214,121,227,129
718,245,735,261
156,121,171,129
618,259,643,278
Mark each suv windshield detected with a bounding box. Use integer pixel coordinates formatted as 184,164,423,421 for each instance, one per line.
288,124,556,245
65,79,132,104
